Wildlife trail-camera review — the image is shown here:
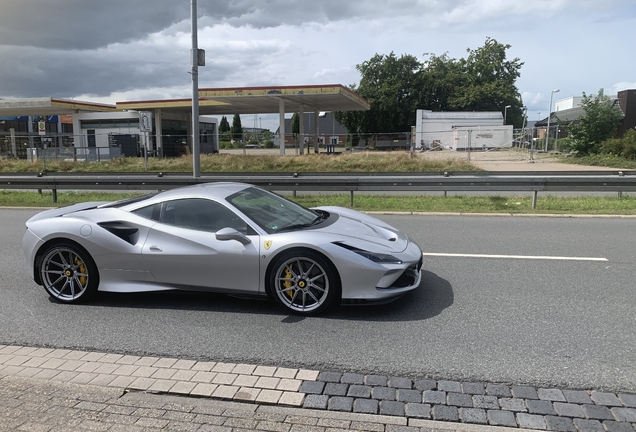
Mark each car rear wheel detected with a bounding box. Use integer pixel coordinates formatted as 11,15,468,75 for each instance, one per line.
270,250,340,315
39,243,98,303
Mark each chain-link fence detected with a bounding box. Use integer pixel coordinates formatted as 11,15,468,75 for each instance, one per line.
2,127,564,162
1,132,202,160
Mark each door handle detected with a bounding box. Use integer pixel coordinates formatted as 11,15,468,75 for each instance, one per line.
149,245,162,252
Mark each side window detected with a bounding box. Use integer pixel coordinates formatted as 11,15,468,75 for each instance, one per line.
160,198,251,234
131,203,160,221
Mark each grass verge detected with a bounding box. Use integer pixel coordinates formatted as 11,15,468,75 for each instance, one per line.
0,152,479,173
3,190,635,215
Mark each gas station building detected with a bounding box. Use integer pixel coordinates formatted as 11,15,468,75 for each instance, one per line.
0,85,369,159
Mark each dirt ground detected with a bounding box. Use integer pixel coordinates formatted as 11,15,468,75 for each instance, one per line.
415,148,618,171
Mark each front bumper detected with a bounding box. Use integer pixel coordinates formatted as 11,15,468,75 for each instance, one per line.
338,239,423,302
22,228,44,283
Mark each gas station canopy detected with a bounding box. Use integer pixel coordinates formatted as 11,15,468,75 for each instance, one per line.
116,84,370,115
0,85,368,118
0,97,116,117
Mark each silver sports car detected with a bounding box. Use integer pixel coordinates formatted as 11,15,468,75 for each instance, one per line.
23,183,423,315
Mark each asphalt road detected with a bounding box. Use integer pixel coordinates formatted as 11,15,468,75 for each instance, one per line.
1,209,634,393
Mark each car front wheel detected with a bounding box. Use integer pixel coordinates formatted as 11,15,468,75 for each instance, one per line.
39,242,98,303
269,250,340,315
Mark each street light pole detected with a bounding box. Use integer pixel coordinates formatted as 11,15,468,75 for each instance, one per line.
191,0,200,178
544,88,559,152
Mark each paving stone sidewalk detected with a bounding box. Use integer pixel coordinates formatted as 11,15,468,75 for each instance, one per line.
1,375,533,432
1,344,635,432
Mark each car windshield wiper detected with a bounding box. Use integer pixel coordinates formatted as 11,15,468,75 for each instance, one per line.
310,212,328,225
276,222,312,233
276,213,327,233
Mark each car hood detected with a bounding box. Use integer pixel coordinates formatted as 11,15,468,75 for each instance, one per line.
314,206,409,253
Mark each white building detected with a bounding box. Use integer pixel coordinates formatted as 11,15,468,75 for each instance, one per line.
555,94,618,112
555,96,584,112
72,111,218,159
415,110,513,151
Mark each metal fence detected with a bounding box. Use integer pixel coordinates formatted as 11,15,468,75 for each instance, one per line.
1,172,634,209
0,132,209,160
2,128,563,160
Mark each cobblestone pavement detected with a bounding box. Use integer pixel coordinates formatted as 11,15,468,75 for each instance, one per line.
1,344,635,432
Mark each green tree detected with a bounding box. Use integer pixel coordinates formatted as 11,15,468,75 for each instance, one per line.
219,116,230,133
230,114,243,141
418,52,465,111
568,90,623,155
448,38,524,127
335,38,525,133
335,52,424,134
291,113,300,135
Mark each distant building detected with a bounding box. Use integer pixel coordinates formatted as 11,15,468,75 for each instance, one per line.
0,111,218,159
536,89,636,140
73,112,218,158
275,112,347,147
555,96,585,112
415,110,513,150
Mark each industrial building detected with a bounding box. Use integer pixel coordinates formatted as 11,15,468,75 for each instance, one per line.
414,110,514,151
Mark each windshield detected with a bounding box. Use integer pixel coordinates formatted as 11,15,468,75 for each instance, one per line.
227,187,318,234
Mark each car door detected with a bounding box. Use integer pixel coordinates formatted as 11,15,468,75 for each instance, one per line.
140,198,261,294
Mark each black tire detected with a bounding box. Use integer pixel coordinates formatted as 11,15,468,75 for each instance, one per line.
39,242,99,303
269,249,340,315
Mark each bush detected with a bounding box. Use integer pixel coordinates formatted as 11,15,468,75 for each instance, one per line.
556,137,576,153
599,130,636,160
263,140,274,149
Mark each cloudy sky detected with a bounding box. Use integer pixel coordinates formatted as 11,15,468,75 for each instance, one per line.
1,0,634,130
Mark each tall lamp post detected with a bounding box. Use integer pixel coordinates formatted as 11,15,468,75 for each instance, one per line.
504,105,511,125
191,0,200,178
544,89,560,152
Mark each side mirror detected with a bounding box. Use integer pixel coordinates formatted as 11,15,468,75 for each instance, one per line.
215,227,251,245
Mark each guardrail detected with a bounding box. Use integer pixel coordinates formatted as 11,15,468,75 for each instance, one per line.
1,171,634,209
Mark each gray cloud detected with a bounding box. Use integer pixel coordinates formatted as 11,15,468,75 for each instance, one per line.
0,0,550,51
0,0,634,114
0,0,190,49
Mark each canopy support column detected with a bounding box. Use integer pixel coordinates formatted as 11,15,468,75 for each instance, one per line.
313,110,319,153
186,113,193,154
298,104,305,155
279,99,285,155
155,109,163,157
72,114,83,147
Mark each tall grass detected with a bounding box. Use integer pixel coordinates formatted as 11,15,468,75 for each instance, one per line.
0,152,479,173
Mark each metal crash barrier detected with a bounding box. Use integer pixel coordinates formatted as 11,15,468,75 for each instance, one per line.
0,171,635,209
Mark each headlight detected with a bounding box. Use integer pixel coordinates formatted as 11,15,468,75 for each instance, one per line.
334,242,403,264
351,249,403,264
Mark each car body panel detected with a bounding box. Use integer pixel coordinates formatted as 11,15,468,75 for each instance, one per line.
23,182,423,305
141,223,261,293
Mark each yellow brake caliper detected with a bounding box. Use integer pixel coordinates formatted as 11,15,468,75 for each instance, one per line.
75,256,87,287
284,267,294,298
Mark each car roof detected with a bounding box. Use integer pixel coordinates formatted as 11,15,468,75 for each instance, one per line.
122,182,253,209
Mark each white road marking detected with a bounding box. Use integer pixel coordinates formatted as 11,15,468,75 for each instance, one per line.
422,252,608,262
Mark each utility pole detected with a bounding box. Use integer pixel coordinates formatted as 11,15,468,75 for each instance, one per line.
191,0,200,178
